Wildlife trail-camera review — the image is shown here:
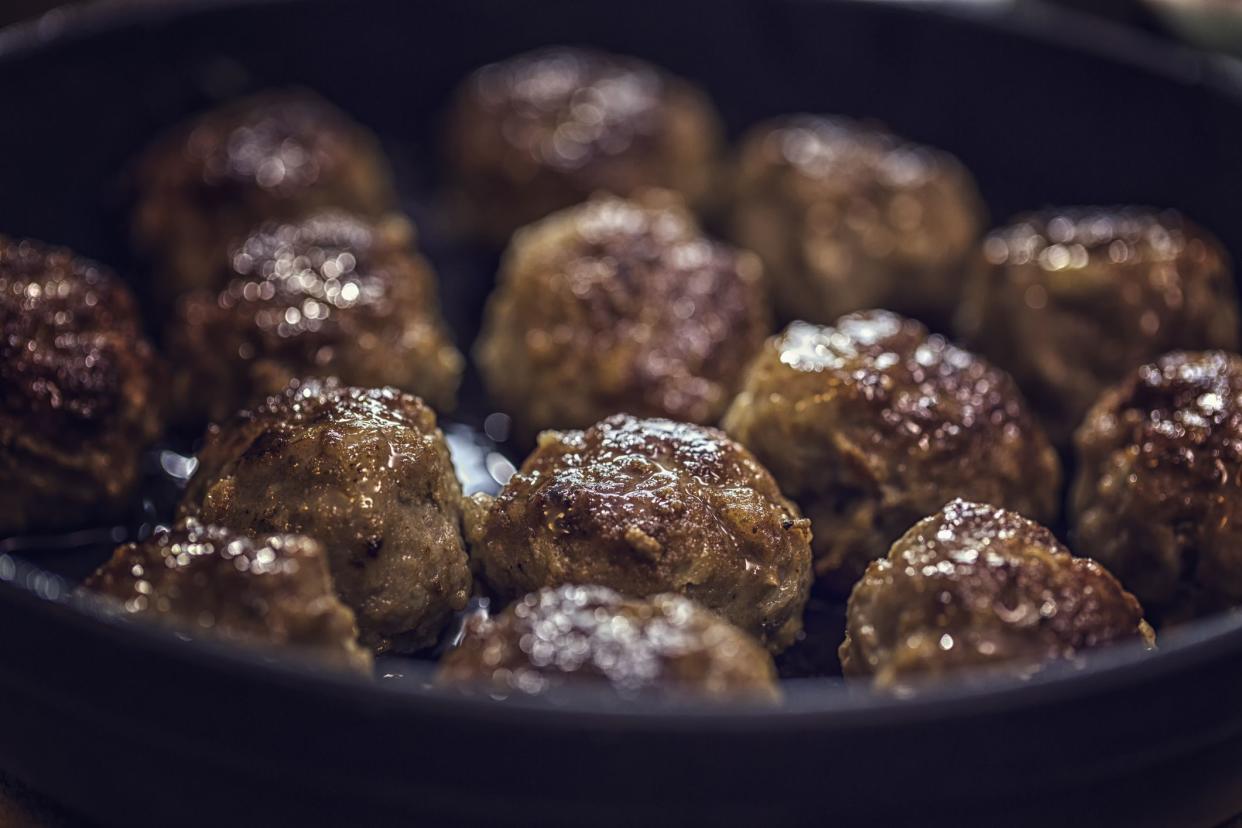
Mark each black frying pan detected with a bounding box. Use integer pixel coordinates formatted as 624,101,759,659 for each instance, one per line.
1,1,1242,825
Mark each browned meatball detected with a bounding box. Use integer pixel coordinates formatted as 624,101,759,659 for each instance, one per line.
840,499,1154,690
85,518,370,672
437,585,778,701
166,211,463,426
133,90,395,307
956,208,1240,446
0,238,163,536
1072,351,1242,622
475,193,770,439
466,414,812,653
722,311,1060,594
729,115,985,327
178,379,472,653
446,47,723,242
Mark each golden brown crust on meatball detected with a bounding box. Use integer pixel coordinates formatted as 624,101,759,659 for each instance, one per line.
446,47,723,242
729,115,985,327
722,311,1061,594
166,211,462,426
1072,351,1242,622
956,208,1240,446
467,414,812,653
437,585,778,701
133,90,396,307
178,379,472,654
0,237,163,535
85,518,371,672
840,499,1154,689
475,193,770,439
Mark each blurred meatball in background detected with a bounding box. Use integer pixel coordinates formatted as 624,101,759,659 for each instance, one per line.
166,210,462,427
957,208,1239,446
445,47,723,242
729,115,985,329
132,90,396,309
0,237,163,535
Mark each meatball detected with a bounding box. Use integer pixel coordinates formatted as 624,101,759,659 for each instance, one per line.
729,115,985,327
437,585,778,701
475,193,770,439
722,311,1060,594
1072,351,1242,622
178,379,472,653
956,208,1239,445
0,237,163,536
467,414,812,652
446,47,723,242
85,519,370,672
166,211,463,426
133,90,395,307
840,499,1154,690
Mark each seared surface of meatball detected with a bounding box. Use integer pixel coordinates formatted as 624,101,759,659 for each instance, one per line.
476,193,770,439
179,379,472,653
437,585,778,701
1072,351,1242,622
467,414,812,652
0,238,163,535
446,47,723,242
133,91,395,306
167,211,462,426
722,311,1060,594
729,115,985,327
957,208,1239,445
85,519,370,672
840,499,1154,689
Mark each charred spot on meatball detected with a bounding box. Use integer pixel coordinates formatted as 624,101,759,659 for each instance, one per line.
466,414,812,653
85,518,370,672
0,237,163,536
722,310,1060,595
729,115,985,328
956,208,1239,446
446,47,723,242
132,90,396,308
166,211,463,426
178,379,472,654
437,584,778,701
475,193,770,439
1072,351,1242,622
840,499,1154,690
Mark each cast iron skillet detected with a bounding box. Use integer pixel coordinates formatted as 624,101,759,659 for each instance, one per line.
1,1,1242,825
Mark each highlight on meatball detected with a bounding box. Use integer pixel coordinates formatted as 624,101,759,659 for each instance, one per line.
85,518,371,672
178,379,472,654
722,310,1060,595
956,208,1240,446
132,90,396,307
840,499,1155,690
466,414,812,653
0,237,163,536
475,192,770,440
729,115,985,327
1072,351,1242,622
167,210,463,426
437,585,779,702
445,46,723,242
